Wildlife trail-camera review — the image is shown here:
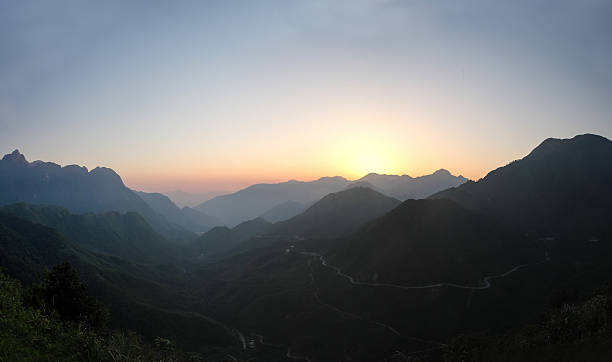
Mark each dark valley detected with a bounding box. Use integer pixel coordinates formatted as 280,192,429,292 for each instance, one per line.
2,134,612,361
2,2,611,360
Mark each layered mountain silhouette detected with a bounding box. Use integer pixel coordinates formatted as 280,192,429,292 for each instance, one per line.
164,189,228,208
136,191,219,232
192,217,273,256
0,203,179,263
193,187,401,256
196,170,466,227
184,133,612,360
3,133,612,361
273,187,401,239
195,176,350,227
357,169,467,200
432,134,612,240
0,150,189,241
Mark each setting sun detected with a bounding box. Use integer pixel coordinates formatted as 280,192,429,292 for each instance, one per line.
1,2,612,361
332,134,403,179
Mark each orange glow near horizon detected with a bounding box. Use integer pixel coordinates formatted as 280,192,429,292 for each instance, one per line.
3,2,612,195
111,123,534,193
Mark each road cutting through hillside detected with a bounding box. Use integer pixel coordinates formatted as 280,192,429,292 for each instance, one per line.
301,251,529,291
306,259,448,351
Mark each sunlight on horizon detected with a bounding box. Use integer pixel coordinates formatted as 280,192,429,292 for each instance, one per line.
331,134,404,179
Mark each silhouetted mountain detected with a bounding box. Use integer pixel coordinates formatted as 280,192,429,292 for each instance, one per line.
332,199,541,285
3,134,611,361
273,187,401,239
195,176,350,226
432,134,612,240
357,169,468,200
259,200,309,223
0,150,189,241
196,170,464,227
0,203,179,263
192,187,400,257
191,217,273,256
136,191,218,232
185,135,612,360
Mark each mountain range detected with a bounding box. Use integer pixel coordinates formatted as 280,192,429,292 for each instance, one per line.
2,133,612,361
195,170,467,226
186,133,612,360
192,187,401,258
0,150,189,241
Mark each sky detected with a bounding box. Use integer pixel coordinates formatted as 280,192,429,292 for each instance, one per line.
1,0,611,192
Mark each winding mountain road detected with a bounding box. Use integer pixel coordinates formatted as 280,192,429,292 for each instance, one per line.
306,259,447,348
301,251,529,291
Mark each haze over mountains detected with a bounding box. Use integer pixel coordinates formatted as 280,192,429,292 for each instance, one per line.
195,170,467,227
183,134,612,360
2,134,612,361
0,150,152,217
164,190,229,208
136,191,219,233
0,150,187,241
192,187,401,258
0,149,467,231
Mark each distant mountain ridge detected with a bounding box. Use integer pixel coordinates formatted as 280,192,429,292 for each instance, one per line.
0,150,189,241
195,176,351,227
0,150,147,214
184,133,612,360
192,187,401,257
195,170,467,226
358,168,468,200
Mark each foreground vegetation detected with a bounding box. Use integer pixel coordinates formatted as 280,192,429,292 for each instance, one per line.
0,263,195,362
444,285,612,362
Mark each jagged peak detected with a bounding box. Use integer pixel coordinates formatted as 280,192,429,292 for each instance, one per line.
2,149,28,164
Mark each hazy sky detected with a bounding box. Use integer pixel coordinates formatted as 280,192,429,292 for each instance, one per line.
1,1,611,192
